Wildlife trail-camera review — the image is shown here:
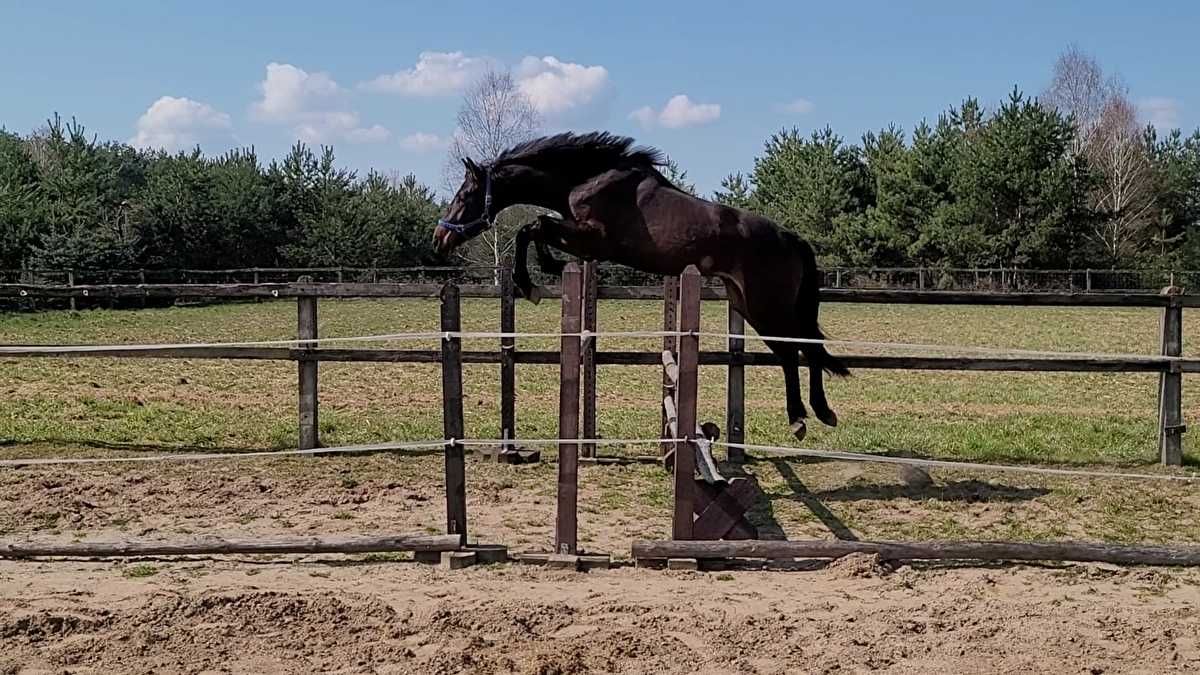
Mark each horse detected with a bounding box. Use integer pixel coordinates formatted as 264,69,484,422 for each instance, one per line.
432,131,849,441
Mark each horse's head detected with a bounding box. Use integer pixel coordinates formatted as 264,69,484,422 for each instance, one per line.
433,157,493,256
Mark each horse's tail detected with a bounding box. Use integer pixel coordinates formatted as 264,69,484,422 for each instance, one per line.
793,235,851,378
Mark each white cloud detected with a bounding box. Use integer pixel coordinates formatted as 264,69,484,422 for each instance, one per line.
251,62,389,144
778,98,815,114
129,96,232,151
515,56,611,119
360,51,489,96
399,132,446,153
630,94,720,129
1139,97,1181,130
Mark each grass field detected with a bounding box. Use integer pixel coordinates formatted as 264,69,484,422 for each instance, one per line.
3,297,1200,549
1,296,1197,466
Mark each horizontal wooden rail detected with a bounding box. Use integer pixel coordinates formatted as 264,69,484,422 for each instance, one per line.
3,282,1196,307
2,346,1194,373
0,533,462,558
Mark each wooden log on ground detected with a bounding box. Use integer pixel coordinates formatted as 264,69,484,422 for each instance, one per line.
0,533,462,558
631,538,1200,566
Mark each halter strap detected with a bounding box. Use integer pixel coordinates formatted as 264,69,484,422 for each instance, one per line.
437,167,494,238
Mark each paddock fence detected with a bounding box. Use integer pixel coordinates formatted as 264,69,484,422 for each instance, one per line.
0,265,1195,466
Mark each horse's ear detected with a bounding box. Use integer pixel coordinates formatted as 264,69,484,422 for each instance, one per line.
462,157,480,175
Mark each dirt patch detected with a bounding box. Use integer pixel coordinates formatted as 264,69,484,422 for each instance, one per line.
1,561,1199,674
825,552,892,579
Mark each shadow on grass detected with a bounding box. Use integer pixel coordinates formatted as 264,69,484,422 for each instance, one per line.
811,479,1050,503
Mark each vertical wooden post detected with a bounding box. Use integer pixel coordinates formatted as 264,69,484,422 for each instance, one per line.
672,266,702,541
440,283,468,545
581,261,599,458
726,304,746,463
297,295,319,451
499,260,516,452
1159,294,1185,466
556,263,583,554
660,275,680,456
1086,269,1092,292
67,269,76,311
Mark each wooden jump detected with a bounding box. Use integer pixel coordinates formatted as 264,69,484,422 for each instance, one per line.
631,538,1200,567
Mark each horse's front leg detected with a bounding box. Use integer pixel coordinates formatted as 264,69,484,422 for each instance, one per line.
512,222,543,304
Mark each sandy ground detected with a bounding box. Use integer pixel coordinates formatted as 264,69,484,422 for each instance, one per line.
3,454,1200,673
3,555,1200,674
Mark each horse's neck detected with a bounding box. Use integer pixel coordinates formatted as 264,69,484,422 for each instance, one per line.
498,169,573,215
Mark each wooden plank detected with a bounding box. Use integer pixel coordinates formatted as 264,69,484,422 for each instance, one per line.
726,305,746,463
556,263,583,555
661,275,680,457
1159,297,1185,466
0,533,461,558
631,538,1200,566
1,345,1188,373
4,281,1197,307
440,283,468,546
499,261,516,451
582,261,599,458
297,296,319,451
673,266,702,540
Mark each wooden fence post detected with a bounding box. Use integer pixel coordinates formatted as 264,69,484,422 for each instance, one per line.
672,266,701,540
556,263,583,554
726,304,746,463
67,270,76,311
1159,294,1185,466
660,275,680,456
297,293,319,451
440,282,468,545
499,260,516,452
582,261,599,458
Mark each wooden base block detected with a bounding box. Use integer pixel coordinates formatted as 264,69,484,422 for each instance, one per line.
667,557,699,571
440,551,476,570
546,553,581,571
578,554,611,570
414,550,442,565
466,543,509,564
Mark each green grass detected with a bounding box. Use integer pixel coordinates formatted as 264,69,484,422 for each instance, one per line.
122,564,160,579
1,296,1193,467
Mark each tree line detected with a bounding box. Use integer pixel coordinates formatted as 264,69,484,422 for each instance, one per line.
0,115,443,272
2,46,1198,275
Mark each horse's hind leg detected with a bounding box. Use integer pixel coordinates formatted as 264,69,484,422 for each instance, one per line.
768,342,809,441
801,344,837,427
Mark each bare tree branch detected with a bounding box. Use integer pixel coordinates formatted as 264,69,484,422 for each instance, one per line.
442,67,544,278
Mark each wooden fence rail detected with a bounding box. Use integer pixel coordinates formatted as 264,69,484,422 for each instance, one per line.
1,279,1193,465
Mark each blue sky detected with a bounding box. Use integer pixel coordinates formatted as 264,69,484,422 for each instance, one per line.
2,1,1196,196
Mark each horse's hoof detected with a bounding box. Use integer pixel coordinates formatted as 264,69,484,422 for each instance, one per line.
816,408,838,427
790,419,807,442
527,285,545,305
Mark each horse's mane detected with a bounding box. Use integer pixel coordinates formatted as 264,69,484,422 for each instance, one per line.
493,131,667,173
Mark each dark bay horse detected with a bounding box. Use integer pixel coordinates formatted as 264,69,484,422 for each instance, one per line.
433,131,849,441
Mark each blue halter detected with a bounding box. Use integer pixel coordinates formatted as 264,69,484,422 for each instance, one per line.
437,167,494,238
